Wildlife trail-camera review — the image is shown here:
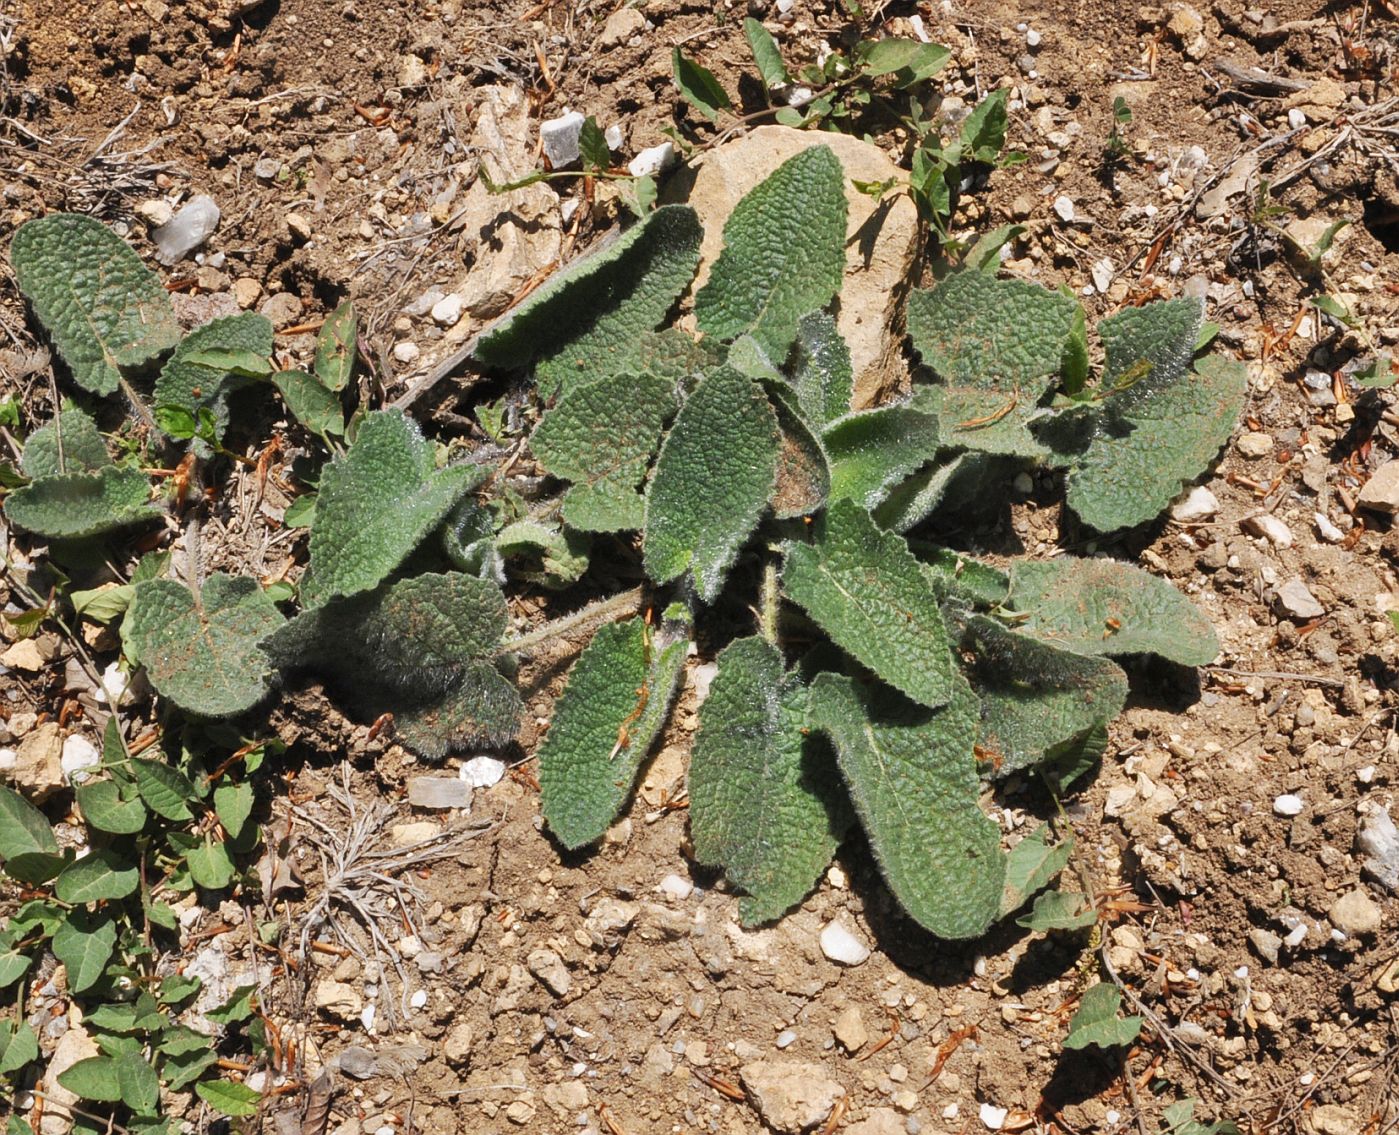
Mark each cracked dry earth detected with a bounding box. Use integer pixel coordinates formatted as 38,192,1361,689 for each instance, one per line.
3,0,1399,1132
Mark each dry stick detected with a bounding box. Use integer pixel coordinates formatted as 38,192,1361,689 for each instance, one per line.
1206,666,1345,689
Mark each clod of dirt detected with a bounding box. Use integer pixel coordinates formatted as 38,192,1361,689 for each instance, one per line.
739,1059,845,1134
314,979,363,1022
662,126,919,408
845,1108,906,1135
525,948,572,998
1308,1103,1366,1135
1236,431,1275,458
1275,579,1325,621
443,1022,475,1067
0,639,45,672
832,1005,868,1052
1328,889,1383,937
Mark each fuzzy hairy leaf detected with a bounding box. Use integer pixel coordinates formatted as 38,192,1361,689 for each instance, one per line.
124,575,285,718
154,313,273,442
4,467,157,539
1063,983,1142,1050
532,371,677,532
783,499,955,709
635,329,724,389
823,405,941,509
21,408,111,478
476,206,703,395
11,214,181,395
690,638,850,925
495,520,590,589
767,383,829,518
808,672,1005,939
392,661,522,758
871,456,967,534
694,146,847,359
539,616,688,849
301,409,487,604
1000,825,1073,916
643,366,779,601
1009,556,1219,665
1064,355,1246,533
959,615,1127,776
792,311,854,425
916,547,1009,608
919,383,1050,458
1096,296,1202,410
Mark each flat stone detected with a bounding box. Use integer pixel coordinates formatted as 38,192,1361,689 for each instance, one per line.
1328,889,1382,936
1314,512,1345,543
4,722,65,802
1171,485,1218,522
389,821,441,847
1275,579,1325,621
739,1059,845,1135
1309,1103,1363,1135
542,1081,589,1115
258,292,303,329
232,277,262,309
1242,513,1292,548
1274,793,1304,816
314,980,363,1021
461,756,505,787
1,638,45,671
1236,431,1274,458
540,109,586,168
1358,460,1399,513
526,948,572,997
443,1022,475,1067
1249,927,1282,964
1357,805,1399,892
41,1027,100,1135
406,776,471,809
598,7,644,47
845,1108,905,1135
832,1006,868,1052
662,126,919,408
430,293,464,326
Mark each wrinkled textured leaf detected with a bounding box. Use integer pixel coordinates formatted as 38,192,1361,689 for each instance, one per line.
1017,888,1097,931
871,456,967,534
1000,825,1073,916
21,408,111,478
792,310,853,425
690,638,850,925
1009,556,1219,665
643,366,779,601
766,382,829,518
124,575,285,718
1096,296,1203,410
823,405,941,509
4,467,157,539
51,909,117,993
695,146,847,360
1063,983,1142,1050
495,520,590,589
808,672,1005,939
1065,355,1247,533
539,616,688,849
916,547,1009,608
273,369,344,438
532,371,677,532
54,849,139,903
476,206,703,395
154,313,273,442
11,214,181,395
959,615,1127,776
301,409,488,604
314,300,357,392
391,660,522,758
783,499,955,709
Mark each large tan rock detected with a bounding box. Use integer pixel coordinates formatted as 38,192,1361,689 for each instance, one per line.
663,126,920,407
41,1027,100,1135
3,722,65,802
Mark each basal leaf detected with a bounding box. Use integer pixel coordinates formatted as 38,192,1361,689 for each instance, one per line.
856,37,950,85
672,47,731,122
539,615,689,849
823,405,941,510
0,1021,38,1074
694,146,847,360
871,456,967,534
0,787,59,863
11,214,181,395
115,1050,161,1115
1008,555,1219,665
792,310,854,425
301,409,488,604
916,546,1009,608
1062,982,1143,1050
743,18,791,88
783,499,955,709
476,206,703,396
391,660,522,758
1096,296,1203,410
314,300,357,392
643,366,779,602
272,369,344,439
1000,825,1073,916
51,909,117,993
4,467,158,539
532,371,677,532
808,672,1005,939
690,638,850,925
21,408,111,478
154,313,274,443
495,520,590,589
124,575,285,718
54,850,139,903
0,951,33,989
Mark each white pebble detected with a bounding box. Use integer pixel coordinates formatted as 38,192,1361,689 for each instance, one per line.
980,1103,1009,1131
392,341,421,364
151,195,220,266
943,1104,960,1120
1357,765,1376,784
1284,923,1307,947
430,293,464,327
775,1029,796,1048
1171,485,1218,523
1026,27,1041,47
540,109,586,168
1091,257,1114,294
460,756,505,788
627,141,675,178
1314,512,1344,543
604,123,623,151
819,920,871,966
786,87,814,108
1288,108,1307,130
361,1004,376,1032
1241,513,1293,548
1105,1111,1121,1126
1273,793,1304,817
410,989,428,1009
657,873,693,900
1053,195,1075,223
61,735,101,784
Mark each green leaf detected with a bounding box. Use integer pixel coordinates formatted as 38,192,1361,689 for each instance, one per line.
672,47,731,121
871,456,967,534
72,584,135,625
1016,888,1097,932
213,782,254,841
0,1022,39,1075
0,950,33,989
476,206,703,397
743,18,791,88
694,146,847,360
10,214,181,395
115,1050,160,1114
391,660,522,759
1008,555,1219,665
0,786,60,860
51,910,118,993
272,370,344,439
1062,982,1143,1050
495,520,590,589
792,311,854,426
21,408,112,478
643,366,779,602
54,850,140,903
767,383,830,519
130,758,197,822
314,300,357,392
1064,355,1247,533
1097,296,1203,407
186,836,236,889
58,1056,122,1102
531,371,677,532
959,88,1009,161
196,1079,262,1118
124,574,285,718
823,405,941,509
300,409,488,604
916,546,1009,607
579,116,611,174
690,638,850,925
205,984,257,1025
1000,826,1073,916
154,313,274,444
4,467,158,539
1061,301,1090,396
1355,354,1397,389
2,852,66,886
855,38,950,86
808,672,1005,939
76,783,148,834
783,499,956,709
539,616,689,849
959,614,1127,776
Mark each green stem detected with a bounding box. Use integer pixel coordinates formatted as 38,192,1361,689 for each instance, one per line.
496,586,645,656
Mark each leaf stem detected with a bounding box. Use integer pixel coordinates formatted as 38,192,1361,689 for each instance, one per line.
759,560,780,646
497,586,645,656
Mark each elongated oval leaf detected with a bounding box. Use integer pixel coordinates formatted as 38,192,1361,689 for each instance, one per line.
196,1078,262,1118
58,1056,122,1102
1000,825,1074,917
11,214,181,395
115,1050,161,1114
767,383,830,518
391,660,522,759
792,311,853,426
186,836,236,889
823,405,941,510
213,782,255,841
314,300,358,392
695,145,847,360
1017,888,1097,932
783,499,955,709
643,366,779,602
808,672,1005,939
743,18,791,88
21,408,111,478
272,369,344,439
54,849,139,903
131,759,196,822
4,467,158,539
690,638,850,925
672,47,731,122
154,313,274,443
0,787,60,862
